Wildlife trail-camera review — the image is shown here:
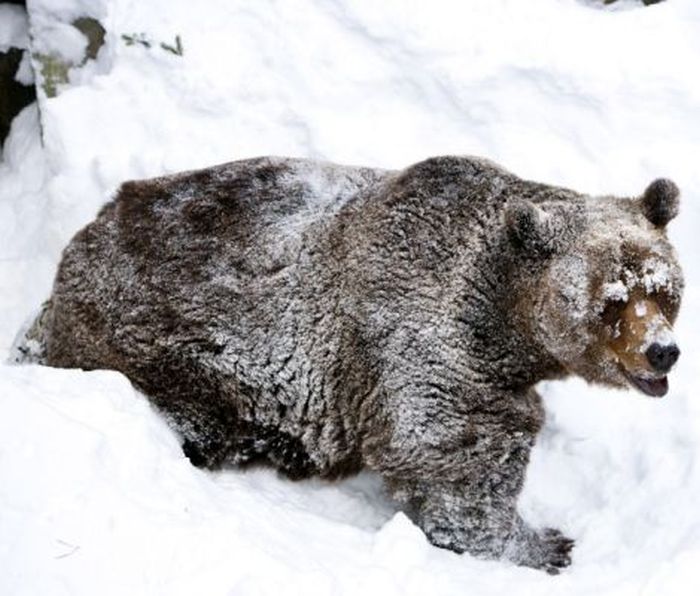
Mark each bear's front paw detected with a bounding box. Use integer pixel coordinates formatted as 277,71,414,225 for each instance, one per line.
505,525,574,574
538,528,574,575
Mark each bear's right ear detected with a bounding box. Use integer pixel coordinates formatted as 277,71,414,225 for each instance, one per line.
640,178,679,227
504,200,564,256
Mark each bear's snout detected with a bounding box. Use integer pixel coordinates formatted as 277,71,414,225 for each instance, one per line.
645,342,680,374
608,294,680,396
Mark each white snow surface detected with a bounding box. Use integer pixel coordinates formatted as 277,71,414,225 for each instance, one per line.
2,0,700,594
0,4,27,52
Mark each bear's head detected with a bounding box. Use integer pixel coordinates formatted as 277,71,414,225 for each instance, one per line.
506,179,683,397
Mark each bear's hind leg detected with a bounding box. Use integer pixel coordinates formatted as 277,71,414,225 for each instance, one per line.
158,392,240,470
129,353,244,470
145,371,317,477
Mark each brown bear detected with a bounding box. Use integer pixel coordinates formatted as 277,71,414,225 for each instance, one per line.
13,155,683,573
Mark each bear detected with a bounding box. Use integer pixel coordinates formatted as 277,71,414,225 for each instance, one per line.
13,155,683,573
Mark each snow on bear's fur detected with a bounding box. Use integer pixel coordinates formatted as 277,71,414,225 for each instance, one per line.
13,155,683,573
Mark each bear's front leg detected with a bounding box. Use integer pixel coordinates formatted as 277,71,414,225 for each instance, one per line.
402,476,573,574
367,387,573,573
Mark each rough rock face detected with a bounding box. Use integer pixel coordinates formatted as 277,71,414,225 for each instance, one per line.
16,155,683,573
0,46,34,147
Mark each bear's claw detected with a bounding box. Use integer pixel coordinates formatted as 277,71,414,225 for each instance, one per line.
505,525,574,574
540,528,575,574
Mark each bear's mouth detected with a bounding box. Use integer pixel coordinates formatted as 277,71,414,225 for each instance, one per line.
624,371,668,398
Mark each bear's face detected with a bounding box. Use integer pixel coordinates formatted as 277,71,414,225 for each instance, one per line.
512,179,683,396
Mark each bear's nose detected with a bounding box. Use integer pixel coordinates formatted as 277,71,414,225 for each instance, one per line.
645,343,680,374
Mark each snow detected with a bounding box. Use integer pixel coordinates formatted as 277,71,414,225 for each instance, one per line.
642,315,676,351
0,4,27,51
2,0,700,594
14,50,34,86
604,280,629,303
603,254,678,314
642,257,674,294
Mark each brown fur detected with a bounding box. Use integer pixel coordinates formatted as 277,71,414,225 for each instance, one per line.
12,155,683,573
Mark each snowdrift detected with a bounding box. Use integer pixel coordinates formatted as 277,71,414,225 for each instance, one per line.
1,0,699,594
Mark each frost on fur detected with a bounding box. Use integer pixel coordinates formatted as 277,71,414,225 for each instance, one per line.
9,300,51,365
25,155,684,573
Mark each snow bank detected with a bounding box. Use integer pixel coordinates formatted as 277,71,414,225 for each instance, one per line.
2,363,699,594
0,365,397,596
1,0,700,594
0,4,28,52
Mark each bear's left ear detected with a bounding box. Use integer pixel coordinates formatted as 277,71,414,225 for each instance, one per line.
640,178,679,227
504,200,570,257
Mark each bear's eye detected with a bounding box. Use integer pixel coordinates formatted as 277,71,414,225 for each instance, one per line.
601,299,626,327
648,290,679,321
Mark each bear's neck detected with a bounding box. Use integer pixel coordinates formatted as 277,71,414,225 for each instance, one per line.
507,272,568,386
454,248,566,390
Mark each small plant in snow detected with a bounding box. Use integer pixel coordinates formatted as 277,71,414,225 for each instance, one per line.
121,33,184,56
161,35,183,56
121,33,152,49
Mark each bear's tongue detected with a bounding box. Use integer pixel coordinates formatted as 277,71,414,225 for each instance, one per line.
628,374,668,398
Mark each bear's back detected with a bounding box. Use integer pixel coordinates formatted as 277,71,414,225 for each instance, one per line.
43,157,390,370
111,156,389,259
